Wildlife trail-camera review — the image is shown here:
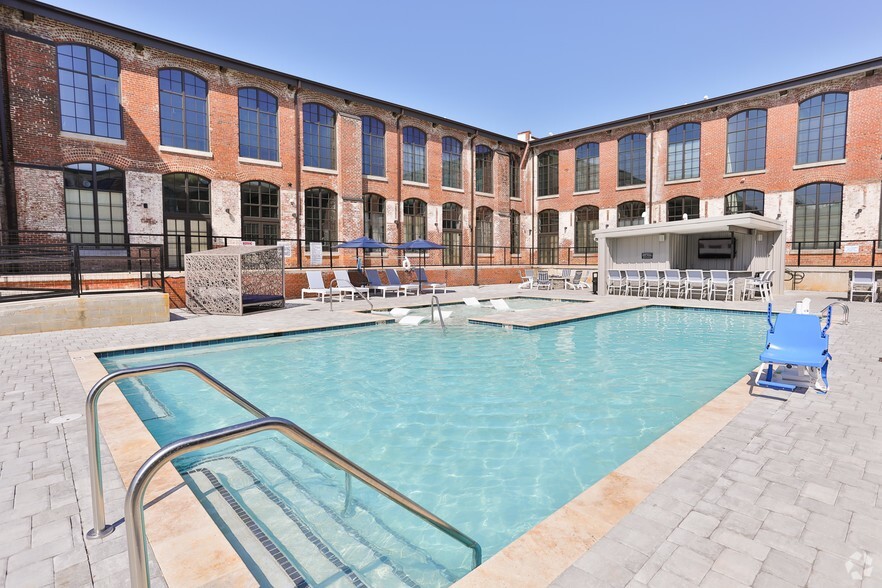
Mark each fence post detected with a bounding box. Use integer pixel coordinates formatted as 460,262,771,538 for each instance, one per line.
873,240,877,268
832,242,837,267
72,245,82,297
797,242,801,266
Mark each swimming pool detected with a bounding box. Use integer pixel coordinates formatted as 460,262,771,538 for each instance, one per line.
101,306,767,587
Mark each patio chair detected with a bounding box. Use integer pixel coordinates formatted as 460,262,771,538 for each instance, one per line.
607,269,625,295
707,270,736,301
744,270,772,302
560,268,572,280
301,271,338,302
564,270,583,290
490,299,515,311
413,267,449,294
365,269,401,298
758,304,832,394
463,297,492,308
333,270,371,301
850,270,878,302
518,269,535,289
662,270,684,298
683,270,707,300
536,270,552,290
385,269,419,296
642,270,663,297
623,270,643,296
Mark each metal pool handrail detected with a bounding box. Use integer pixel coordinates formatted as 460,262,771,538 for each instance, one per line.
430,295,446,329
822,302,849,325
328,277,374,313
125,417,482,588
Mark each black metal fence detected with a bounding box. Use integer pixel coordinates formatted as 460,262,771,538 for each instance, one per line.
786,240,882,267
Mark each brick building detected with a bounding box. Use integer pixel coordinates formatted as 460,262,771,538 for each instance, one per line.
1,0,881,279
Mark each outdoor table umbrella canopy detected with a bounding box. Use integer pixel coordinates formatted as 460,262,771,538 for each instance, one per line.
395,239,445,292
337,236,388,270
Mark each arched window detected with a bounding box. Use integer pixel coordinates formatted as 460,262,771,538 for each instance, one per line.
403,198,426,241
361,116,385,177
403,127,427,183
363,193,385,244
304,103,336,169
475,206,493,255
537,150,559,197
509,154,520,200
238,88,278,161
617,201,645,227
667,196,700,221
57,45,121,138
538,209,559,264
162,173,211,269
442,137,462,189
241,181,279,245
442,202,462,265
574,205,599,254
63,163,126,246
727,109,766,173
159,69,208,151
575,143,599,192
725,190,765,216
794,183,842,249
304,188,337,245
618,134,646,187
667,123,700,181
475,145,493,193
510,210,520,254
797,93,848,165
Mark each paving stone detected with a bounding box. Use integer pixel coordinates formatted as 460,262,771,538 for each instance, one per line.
711,548,763,585
760,548,813,586
661,546,713,584
679,511,720,539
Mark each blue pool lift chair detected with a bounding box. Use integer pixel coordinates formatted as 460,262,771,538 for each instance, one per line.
757,304,832,394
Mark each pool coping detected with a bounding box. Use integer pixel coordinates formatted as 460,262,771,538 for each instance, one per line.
70,303,769,587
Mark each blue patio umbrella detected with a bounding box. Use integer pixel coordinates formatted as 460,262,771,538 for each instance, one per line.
395,239,446,292
337,236,388,271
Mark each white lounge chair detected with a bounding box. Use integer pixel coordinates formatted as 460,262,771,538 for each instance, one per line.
536,270,552,290
463,297,492,308
683,270,707,300
398,315,427,326
623,270,643,296
564,270,583,290
413,267,449,294
707,270,736,301
662,270,684,298
642,270,663,297
850,270,878,302
607,269,625,295
490,299,514,311
301,271,338,302
389,308,411,317
519,269,535,289
744,270,773,302
385,269,419,296
332,270,371,300
366,269,401,298
432,309,453,321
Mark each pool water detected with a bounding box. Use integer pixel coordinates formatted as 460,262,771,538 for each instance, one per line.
102,307,767,587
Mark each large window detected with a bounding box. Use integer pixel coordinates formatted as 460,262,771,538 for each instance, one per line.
618,133,646,187
725,190,765,215
509,154,520,199
63,163,126,246
238,88,278,161
162,173,211,269
241,181,279,245
363,193,386,243
574,205,599,254
537,150,559,197
797,93,848,165
510,210,520,254
617,201,645,226
304,188,337,245
538,209,559,264
667,196,700,221
442,137,462,189
304,103,336,169
159,69,208,151
403,198,427,242
475,145,493,193
57,45,121,138
442,202,462,265
727,109,766,173
361,116,385,177
793,183,842,249
667,123,700,181
475,206,493,255
575,142,599,192
403,127,427,183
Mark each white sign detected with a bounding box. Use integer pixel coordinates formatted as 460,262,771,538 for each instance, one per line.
241,240,256,246
843,245,859,254
277,241,292,258
309,242,323,266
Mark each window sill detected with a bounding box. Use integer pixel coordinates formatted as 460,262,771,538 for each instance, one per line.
476,191,494,198
723,169,766,178
616,184,646,191
402,180,429,188
792,159,846,171
159,145,213,158
537,194,559,200
510,197,522,202
238,157,281,168
573,189,600,196
477,253,494,257
363,175,388,182
59,131,126,146
442,186,464,194
664,177,700,186
303,165,337,175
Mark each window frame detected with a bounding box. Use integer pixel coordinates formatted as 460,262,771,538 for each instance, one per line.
303,102,337,170
726,109,767,174
537,209,559,264
574,205,599,254
402,126,427,183
510,210,520,254
441,202,463,265
304,187,338,246
666,196,700,221
537,150,559,197
474,206,494,255
57,44,123,139
575,142,599,192
724,190,765,216
363,193,386,245
240,181,280,245
667,123,701,181
442,136,462,189
509,154,520,200
618,133,647,187
238,87,279,161
361,116,385,177
796,92,848,165
403,198,427,242
158,68,209,152
793,182,843,249
475,145,493,194
617,200,646,226
63,162,127,246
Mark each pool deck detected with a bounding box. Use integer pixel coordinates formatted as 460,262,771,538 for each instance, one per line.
0,285,878,587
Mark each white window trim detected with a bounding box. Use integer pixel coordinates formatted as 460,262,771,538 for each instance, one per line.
239,156,281,168
159,145,213,158
792,158,847,171
60,131,126,146
303,165,338,175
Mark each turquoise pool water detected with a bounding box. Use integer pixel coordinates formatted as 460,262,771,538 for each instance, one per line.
102,306,767,587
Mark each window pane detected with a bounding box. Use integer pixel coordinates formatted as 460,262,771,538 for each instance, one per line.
618,134,646,186
57,45,122,138
239,89,278,161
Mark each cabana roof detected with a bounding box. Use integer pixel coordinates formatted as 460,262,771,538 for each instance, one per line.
594,213,785,239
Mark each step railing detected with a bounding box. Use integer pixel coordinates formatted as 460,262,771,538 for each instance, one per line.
328,277,374,312
822,301,849,325
125,416,482,588
430,295,446,329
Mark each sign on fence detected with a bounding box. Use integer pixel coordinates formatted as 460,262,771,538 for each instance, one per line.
309,242,323,266
844,245,860,254
241,240,256,246
277,241,292,258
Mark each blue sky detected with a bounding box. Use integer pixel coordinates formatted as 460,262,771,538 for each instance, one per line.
48,0,882,138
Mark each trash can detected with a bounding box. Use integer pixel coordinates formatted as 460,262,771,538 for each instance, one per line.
592,271,598,295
